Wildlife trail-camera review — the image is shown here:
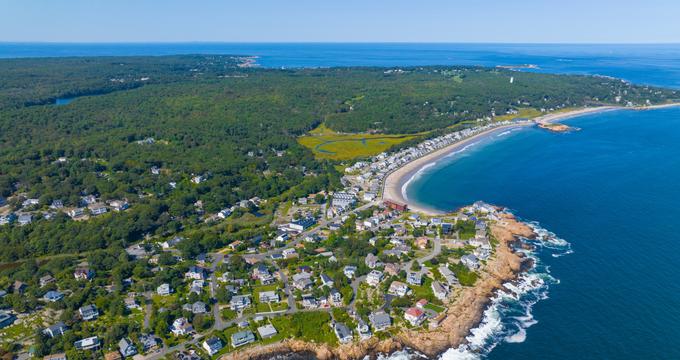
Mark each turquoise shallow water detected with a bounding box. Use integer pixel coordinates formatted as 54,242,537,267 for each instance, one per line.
407,108,680,359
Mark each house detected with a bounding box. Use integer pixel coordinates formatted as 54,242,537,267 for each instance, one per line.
414,237,429,249
22,198,40,207
416,299,428,309
12,280,27,294
74,268,94,281
217,208,232,219
333,322,353,343
110,200,129,212
157,283,172,296
366,270,383,286
185,266,206,280
407,272,422,286
0,311,15,330
369,311,391,332
43,322,68,338
461,254,480,270
0,311,16,330
253,263,271,280
384,200,407,212
343,265,357,279
288,217,316,232
441,223,453,235
330,288,343,305
138,334,158,352
191,175,206,184
230,295,251,311
365,253,379,269
383,263,400,276
257,324,278,339
293,277,313,291
356,319,372,340
124,297,140,310
171,317,193,336
388,281,410,297
404,307,425,326
74,336,100,351
431,281,449,301
0,213,16,225
258,291,280,303
282,248,297,259
438,265,460,287
189,280,204,295
301,294,318,308
88,203,108,215
231,330,255,348
39,274,56,287
68,208,85,218
331,192,356,210
17,213,32,225
44,290,65,302
185,301,207,314
43,353,67,360
160,236,183,249
320,273,334,287
275,232,289,242
79,304,99,321
363,192,377,202
118,338,137,358
202,337,223,356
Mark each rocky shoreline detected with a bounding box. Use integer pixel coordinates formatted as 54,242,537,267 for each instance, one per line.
220,211,536,360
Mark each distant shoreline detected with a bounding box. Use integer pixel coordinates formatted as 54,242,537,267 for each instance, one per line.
383,103,680,215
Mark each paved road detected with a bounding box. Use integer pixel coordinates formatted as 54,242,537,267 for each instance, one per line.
348,275,366,311
418,236,441,264
142,201,379,358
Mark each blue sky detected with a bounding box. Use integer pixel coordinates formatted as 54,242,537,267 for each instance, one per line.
1,0,678,43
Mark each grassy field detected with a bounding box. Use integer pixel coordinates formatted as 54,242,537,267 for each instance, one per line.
298,124,419,161
493,107,543,122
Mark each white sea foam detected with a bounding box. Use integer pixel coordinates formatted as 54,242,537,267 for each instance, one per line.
504,327,526,343
401,141,480,202
497,128,521,137
382,213,570,360
401,162,438,201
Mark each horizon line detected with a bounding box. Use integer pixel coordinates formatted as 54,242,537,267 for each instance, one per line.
2,41,680,46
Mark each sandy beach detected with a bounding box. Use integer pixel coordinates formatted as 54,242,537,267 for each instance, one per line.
382,104,680,215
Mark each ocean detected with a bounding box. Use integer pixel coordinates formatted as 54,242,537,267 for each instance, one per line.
3,43,680,359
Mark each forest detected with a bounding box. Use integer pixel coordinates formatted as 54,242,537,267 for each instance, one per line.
0,55,677,261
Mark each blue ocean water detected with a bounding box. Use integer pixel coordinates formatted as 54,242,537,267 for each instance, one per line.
1,43,680,88
407,108,680,359
3,43,680,359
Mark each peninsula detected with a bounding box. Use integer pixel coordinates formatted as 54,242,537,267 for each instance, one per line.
1,55,679,360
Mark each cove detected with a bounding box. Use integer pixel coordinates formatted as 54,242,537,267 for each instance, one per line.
406,108,680,359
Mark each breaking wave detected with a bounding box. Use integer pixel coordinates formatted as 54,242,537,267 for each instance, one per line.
382,217,570,360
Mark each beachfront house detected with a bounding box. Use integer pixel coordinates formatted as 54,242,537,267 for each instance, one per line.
231,330,255,348
431,281,449,301
404,307,426,326
369,311,392,332
202,337,223,356
333,322,353,344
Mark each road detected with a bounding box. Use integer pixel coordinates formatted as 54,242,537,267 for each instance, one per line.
141,201,380,359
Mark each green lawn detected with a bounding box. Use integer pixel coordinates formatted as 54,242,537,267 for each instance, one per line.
298,124,419,161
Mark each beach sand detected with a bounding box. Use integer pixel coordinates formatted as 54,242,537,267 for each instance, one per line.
381,104,680,215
